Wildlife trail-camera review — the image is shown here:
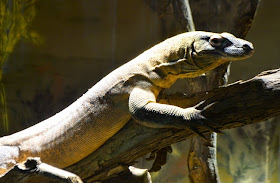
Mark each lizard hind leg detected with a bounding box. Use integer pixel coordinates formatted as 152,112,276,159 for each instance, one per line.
0,145,20,177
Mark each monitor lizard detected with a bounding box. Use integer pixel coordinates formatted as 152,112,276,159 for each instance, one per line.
0,31,254,176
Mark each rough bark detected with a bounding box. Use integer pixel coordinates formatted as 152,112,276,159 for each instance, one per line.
155,0,259,182
1,68,280,182
0,158,83,183
185,1,259,182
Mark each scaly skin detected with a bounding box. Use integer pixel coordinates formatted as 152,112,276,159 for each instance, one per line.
0,31,254,175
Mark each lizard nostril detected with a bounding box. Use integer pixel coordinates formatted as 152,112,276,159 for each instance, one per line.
242,43,253,52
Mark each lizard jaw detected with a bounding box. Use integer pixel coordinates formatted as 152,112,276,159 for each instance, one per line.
189,41,203,70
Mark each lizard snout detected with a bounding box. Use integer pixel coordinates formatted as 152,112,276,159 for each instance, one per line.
242,42,254,55
241,41,254,58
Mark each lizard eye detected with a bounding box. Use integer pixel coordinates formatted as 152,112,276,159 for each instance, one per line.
209,35,223,47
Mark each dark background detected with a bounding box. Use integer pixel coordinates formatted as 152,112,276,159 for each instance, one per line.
0,1,279,182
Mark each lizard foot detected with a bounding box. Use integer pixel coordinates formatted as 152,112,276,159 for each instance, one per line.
183,107,222,141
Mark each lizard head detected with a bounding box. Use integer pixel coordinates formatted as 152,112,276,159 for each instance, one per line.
147,31,254,88
184,32,254,76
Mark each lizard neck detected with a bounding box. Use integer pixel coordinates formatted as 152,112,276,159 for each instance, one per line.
146,45,204,88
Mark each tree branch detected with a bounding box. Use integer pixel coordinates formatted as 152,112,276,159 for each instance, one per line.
2,68,279,182
0,157,82,183
69,68,280,182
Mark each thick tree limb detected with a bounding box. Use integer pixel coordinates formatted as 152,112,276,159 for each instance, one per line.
2,68,280,182
0,157,82,183
163,0,259,182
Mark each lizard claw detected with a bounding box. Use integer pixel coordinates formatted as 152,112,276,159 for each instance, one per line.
183,107,223,139
202,123,223,134
189,127,208,141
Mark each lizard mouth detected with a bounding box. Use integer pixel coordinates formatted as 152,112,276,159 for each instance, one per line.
189,41,224,69
223,45,254,58
193,44,254,61
187,37,254,71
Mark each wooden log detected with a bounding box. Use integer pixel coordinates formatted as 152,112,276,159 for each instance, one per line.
2,68,279,182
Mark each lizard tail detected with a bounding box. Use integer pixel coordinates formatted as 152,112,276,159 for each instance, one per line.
0,145,20,177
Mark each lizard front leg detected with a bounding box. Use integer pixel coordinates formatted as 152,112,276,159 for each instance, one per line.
129,87,219,139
